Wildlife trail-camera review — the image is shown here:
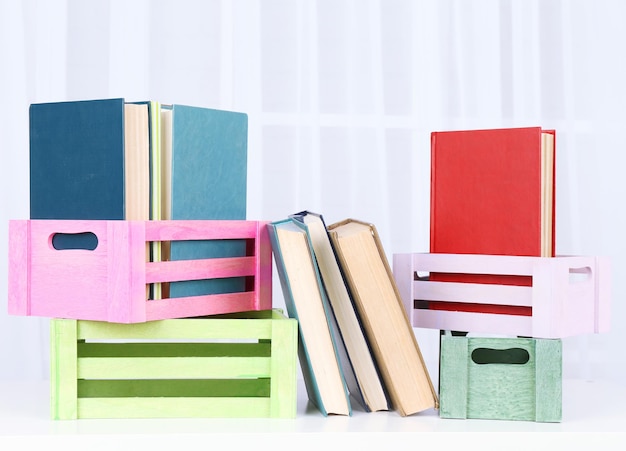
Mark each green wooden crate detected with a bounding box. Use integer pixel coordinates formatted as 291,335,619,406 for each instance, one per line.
439,333,562,422
50,309,298,419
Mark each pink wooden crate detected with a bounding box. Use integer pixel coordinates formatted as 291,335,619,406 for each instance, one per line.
8,220,272,323
392,253,610,339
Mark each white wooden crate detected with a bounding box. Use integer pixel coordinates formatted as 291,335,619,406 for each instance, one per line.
392,253,610,339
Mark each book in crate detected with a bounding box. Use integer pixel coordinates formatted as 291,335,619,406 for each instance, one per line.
8,219,272,323
50,309,297,419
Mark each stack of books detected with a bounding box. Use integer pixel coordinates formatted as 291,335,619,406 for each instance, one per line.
393,126,611,422
268,211,439,417
7,98,298,419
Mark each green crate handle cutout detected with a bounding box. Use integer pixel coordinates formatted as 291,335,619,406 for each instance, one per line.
471,347,530,365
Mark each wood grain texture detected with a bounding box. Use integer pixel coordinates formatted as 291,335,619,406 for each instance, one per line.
439,334,562,422
7,220,29,315
50,319,78,420
392,252,610,338
8,219,272,323
50,309,297,419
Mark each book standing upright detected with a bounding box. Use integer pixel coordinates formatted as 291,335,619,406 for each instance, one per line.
29,98,150,222
160,105,248,299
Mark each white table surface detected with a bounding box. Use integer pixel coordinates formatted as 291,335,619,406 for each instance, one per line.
1,378,624,450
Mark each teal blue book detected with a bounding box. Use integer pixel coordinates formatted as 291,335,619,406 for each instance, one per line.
268,218,352,417
161,105,248,299
29,98,150,222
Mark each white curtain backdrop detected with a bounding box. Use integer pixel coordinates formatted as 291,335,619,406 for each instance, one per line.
1,0,624,384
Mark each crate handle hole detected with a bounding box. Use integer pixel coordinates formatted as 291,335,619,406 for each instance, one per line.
471,347,529,365
51,232,98,251
569,266,592,283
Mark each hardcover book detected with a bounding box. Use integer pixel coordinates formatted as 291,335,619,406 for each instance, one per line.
328,218,438,416
29,98,149,221
160,105,248,299
429,126,555,316
291,211,389,412
268,218,352,416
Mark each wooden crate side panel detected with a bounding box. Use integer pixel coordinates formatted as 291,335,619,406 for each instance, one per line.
106,221,145,323
412,253,537,276
7,220,29,315
29,221,113,321
466,337,536,421
144,220,261,242
439,335,468,419
50,319,78,420
542,257,595,338
144,292,259,321
530,258,556,338
13,220,273,323
76,318,274,341
77,341,271,358
77,356,271,379
413,308,532,337
145,256,257,284
268,317,298,418
77,378,271,398
415,280,533,307
54,314,297,419
404,253,607,339
77,397,273,419
256,221,273,311
595,256,611,333
535,339,562,422
392,253,415,319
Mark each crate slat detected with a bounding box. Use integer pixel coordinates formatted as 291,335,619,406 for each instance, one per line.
145,256,257,283
76,315,273,340
77,356,271,379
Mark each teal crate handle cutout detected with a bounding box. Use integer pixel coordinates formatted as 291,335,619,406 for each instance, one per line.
439,334,562,422
471,347,530,365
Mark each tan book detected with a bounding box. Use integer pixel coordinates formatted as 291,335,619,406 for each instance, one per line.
327,218,439,416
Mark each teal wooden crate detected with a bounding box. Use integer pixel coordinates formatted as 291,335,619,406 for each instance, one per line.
51,309,298,419
439,333,562,422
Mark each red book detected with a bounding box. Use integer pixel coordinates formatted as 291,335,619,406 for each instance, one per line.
428,126,556,316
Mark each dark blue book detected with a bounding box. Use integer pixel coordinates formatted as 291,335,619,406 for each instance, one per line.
29,98,150,222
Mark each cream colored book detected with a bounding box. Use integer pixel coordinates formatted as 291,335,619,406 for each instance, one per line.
268,218,351,416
